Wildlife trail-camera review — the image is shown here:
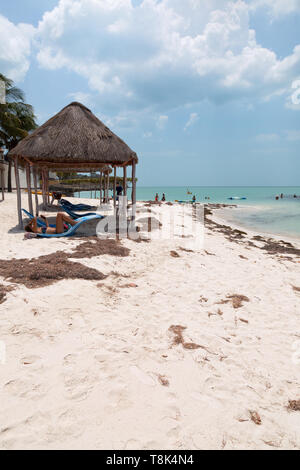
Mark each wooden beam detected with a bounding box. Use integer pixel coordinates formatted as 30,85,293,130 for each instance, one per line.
33,161,113,170
14,157,23,229
26,164,33,215
33,168,39,216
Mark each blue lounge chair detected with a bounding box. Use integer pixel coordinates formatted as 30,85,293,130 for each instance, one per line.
36,214,104,238
22,209,56,228
60,199,96,211
59,202,97,219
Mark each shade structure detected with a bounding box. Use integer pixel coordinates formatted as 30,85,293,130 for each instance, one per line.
8,102,138,167
8,102,138,228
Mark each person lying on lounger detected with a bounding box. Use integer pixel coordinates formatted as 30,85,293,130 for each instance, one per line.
25,212,77,234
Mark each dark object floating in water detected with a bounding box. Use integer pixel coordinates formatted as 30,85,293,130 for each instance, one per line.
228,197,247,200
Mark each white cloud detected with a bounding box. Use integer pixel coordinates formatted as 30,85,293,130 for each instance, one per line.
1,0,300,122
285,129,300,141
67,91,92,107
157,115,168,130
285,78,300,110
31,0,300,117
251,0,300,17
0,15,35,81
143,131,153,138
184,112,198,131
256,133,279,142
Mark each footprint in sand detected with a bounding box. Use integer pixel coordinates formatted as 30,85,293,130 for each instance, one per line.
4,379,45,399
123,439,142,450
162,404,182,422
190,391,223,408
63,361,100,402
63,374,94,401
63,353,78,366
94,352,111,364
129,366,156,386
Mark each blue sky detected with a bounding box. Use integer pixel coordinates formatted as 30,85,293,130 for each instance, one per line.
0,0,300,185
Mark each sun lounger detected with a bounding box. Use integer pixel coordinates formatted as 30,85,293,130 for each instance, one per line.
36,214,104,238
60,199,96,211
59,202,98,219
22,209,56,228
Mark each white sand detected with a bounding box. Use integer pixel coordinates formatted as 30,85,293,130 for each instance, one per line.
0,192,299,450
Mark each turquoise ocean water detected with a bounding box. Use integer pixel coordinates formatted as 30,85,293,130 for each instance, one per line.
76,186,300,239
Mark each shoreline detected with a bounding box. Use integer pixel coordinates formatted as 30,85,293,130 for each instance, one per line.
212,204,300,245
76,188,300,241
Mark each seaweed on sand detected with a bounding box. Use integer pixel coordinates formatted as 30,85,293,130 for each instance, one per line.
0,253,106,289
205,205,300,259
217,294,250,309
0,284,14,304
287,400,300,411
249,411,262,425
0,238,130,289
69,237,130,259
168,325,201,350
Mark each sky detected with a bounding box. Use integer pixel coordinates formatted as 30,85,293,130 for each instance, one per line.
0,0,300,186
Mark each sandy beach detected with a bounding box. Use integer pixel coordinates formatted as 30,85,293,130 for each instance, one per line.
0,192,300,450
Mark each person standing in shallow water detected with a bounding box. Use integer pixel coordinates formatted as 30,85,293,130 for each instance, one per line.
155,193,159,202
161,193,166,202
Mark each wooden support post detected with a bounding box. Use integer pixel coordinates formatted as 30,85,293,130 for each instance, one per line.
106,172,109,202
1,170,4,201
99,171,103,203
131,161,136,221
41,170,47,210
26,163,33,215
14,157,23,229
123,166,127,196
103,173,106,203
33,168,39,216
46,171,50,205
113,166,117,208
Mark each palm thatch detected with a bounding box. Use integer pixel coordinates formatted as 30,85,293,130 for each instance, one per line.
8,102,138,167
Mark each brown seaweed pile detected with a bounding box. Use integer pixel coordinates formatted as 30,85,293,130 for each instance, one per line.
0,253,106,288
250,411,262,425
143,201,161,207
0,238,130,289
0,284,14,304
287,400,300,411
217,294,250,309
69,237,130,259
258,238,300,257
168,325,200,350
205,205,300,259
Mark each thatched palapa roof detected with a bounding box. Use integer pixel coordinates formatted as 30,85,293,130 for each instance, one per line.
9,102,138,168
